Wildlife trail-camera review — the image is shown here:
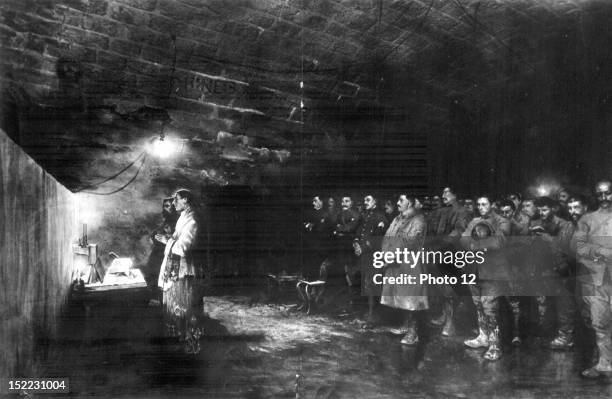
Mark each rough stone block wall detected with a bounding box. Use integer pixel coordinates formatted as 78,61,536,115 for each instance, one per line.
0,0,385,142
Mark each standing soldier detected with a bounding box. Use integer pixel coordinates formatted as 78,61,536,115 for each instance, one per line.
567,195,596,365
321,197,339,270
498,199,530,345
574,180,612,378
354,194,387,324
428,187,470,337
380,194,428,345
334,196,362,299
531,197,576,349
460,195,510,361
302,196,333,280
297,196,333,313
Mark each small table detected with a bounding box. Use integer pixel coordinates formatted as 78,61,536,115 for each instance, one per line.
297,280,326,314
266,274,327,314
70,270,158,341
265,274,301,303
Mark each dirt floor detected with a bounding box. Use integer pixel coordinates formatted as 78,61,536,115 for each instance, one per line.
25,285,612,398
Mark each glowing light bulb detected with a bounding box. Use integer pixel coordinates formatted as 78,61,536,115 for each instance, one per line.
537,186,548,196
150,137,177,158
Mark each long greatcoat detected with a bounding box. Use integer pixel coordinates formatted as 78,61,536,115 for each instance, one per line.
380,212,429,311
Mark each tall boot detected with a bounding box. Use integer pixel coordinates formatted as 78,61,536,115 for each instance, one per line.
344,267,357,306
590,344,600,368
550,294,575,349
483,319,501,361
535,296,549,336
582,331,612,378
430,297,449,326
400,312,418,346
509,298,522,345
465,307,489,348
344,265,353,290
441,297,456,337
549,330,574,350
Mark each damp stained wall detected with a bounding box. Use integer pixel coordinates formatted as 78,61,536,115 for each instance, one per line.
0,128,79,378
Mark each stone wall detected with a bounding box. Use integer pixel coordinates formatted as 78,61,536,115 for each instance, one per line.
0,0,386,137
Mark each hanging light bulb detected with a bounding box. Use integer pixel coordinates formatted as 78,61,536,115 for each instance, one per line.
537,185,548,196
148,123,179,158
150,136,178,158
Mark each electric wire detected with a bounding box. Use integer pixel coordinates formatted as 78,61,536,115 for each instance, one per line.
74,151,146,192
76,36,179,194
80,154,147,195
76,2,450,195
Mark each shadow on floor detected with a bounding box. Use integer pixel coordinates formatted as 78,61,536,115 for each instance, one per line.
22,284,612,398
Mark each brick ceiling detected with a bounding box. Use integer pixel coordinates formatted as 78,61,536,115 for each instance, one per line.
0,0,607,191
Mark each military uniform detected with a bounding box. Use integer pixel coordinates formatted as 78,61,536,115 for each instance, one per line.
354,208,387,295
505,213,531,344
460,212,510,360
574,208,612,375
380,212,428,310
335,207,362,281
303,207,334,280
527,215,576,341
426,202,474,336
